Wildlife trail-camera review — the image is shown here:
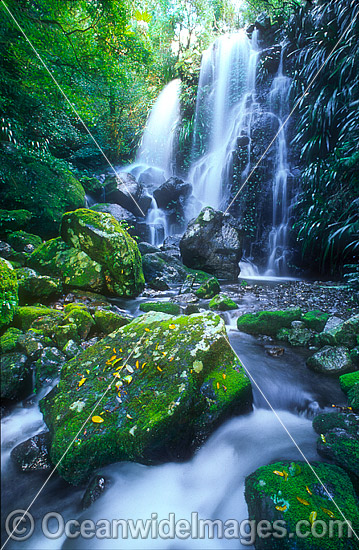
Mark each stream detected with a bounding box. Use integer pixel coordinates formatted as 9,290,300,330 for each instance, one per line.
1,281,346,550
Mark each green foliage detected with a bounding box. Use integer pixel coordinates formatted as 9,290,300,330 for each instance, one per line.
289,0,359,274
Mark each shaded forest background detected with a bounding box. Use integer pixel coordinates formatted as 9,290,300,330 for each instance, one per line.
0,0,358,281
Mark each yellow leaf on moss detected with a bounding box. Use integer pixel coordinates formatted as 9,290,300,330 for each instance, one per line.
78,378,87,387
275,504,287,511
169,324,176,329
321,507,335,518
309,511,317,525
92,416,104,423
296,497,310,506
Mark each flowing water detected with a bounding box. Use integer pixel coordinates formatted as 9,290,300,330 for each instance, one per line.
1,284,346,550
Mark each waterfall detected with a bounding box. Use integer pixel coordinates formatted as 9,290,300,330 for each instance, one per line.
265,46,292,276
188,30,259,214
147,197,168,247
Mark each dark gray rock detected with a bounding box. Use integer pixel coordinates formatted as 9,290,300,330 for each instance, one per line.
138,242,161,255
35,347,66,388
1,353,32,401
153,177,192,209
90,203,136,225
105,173,152,217
11,432,52,471
82,475,107,510
307,345,356,375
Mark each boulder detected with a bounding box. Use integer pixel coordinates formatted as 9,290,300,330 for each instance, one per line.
7,231,42,253
90,203,136,226
1,353,32,401
35,347,66,389
0,327,22,354
62,303,95,340
28,237,105,293
316,315,359,349
19,329,51,359
209,293,238,311
0,258,18,328
307,346,356,375
61,209,145,297
180,207,242,279
340,371,359,410
63,339,82,359
16,267,62,301
142,251,209,287
82,475,107,510
195,277,221,299
105,173,152,217
11,432,52,471
302,310,330,332
245,461,359,550
139,302,181,315
14,306,63,332
40,311,252,484
153,178,192,209
277,321,314,347
94,309,131,335
0,209,32,232
138,242,160,255
237,308,302,337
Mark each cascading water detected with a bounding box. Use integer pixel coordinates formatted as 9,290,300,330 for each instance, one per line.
188,31,259,215
265,46,292,276
147,198,168,247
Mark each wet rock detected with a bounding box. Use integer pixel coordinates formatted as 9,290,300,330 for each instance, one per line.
340,371,359,410
40,311,252,484
148,277,170,291
153,178,192,230
63,339,82,359
183,304,200,315
180,207,242,280
29,237,106,293
11,432,52,471
302,310,329,332
94,309,131,334
279,321,314,348
237,308,302,337
105,173,152,217
245,460,359,550
61,209,145,298
195,277,220,299
161,235,182,260
264,345,284,357
317,314,359,349
35,347,66,388
90,203,136,226
307,346,356,375
0,257,18,328
209,293,237,311
255,12,271,32
19,330,51,359
1,353,32,401
7,231,42,253
138,242,160,255
16,267,62,301
0,241,14,258
82,475,107,510
180,274,195,295
142,251,209,287
139,301,180,315
0,327,22,353
171,293,199,305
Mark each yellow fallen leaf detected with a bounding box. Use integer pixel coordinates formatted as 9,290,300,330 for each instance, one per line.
109,355,116,362
78,378,87,387
222,373,226,379
321,507,335,518
92,416,104,423
320,434,326,443
126,414,133,419
112,372,121,378
169,357,174,362
309,511,317,525
136,360,139,369
169,324,176,329
141,362,147,369
306,486,312,495
123,375,132,384
275,505,287,511
296,497,310,506
282,471,288,481
113,357,123,367
126,365,134,373
145,328,150,332
216,382,220,390
157,366,162,372
273,471,284,477
113,348,116,353
86,370,90,374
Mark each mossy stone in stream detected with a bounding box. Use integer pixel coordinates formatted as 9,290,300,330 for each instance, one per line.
35,347,66,389
317,315,359,350
7,231,42,253
139,302,181,315
40,311,252,485
340,371,359,394
62,304,95,340
61,209,144,297
195,277,220,299
0,258,18,329
16,267,62,302
302,310,329,332
237,308,302,336
13,306,63,332
245,461,359,550
28,238,105,293
209,293,237,311
0,327,22,353
93,309,130,335
307,345,355,375
0,209,32,232
1,352,32,401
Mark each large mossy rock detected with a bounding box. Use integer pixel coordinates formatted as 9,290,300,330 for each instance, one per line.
139,302,181,315
307,345,356,375
0,257,18,328
40,311,252,484
1,352,32,401
316,314,359,350
7,231,42,253
28,237,105,292
0,209,32,232
61,209,144,297
180,207,242,280
16,267,62,302
340,371,359,410
142,251,210,287
302,310,330,332
245,461,359,550
14,306,63,332
0,327,22,353
237,308,302,337
0,155,85,236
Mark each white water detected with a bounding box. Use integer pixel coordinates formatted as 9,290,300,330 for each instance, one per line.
188,31,259,215
265,46,292,276
146,198,168,246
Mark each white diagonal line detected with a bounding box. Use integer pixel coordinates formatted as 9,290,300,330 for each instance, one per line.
1,331,147,550
232,347,359,542
224,9,359,214
1,1,146,217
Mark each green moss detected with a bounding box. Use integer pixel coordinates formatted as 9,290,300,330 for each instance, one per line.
302,310,330,332
209,293,238,311
339,371,359,394
245,461,359,550
94,309,130,334
139,302,181,315
237,308,302,336
13,306,61,331
0,327,22,353
61,209,144,297
63,306,95,340
16,267,62,302
318,315,359,350
40,311,251,485
0,209,32,232
7,231,42,252
347,385,359,410
0,258,18,328
195,277,220,299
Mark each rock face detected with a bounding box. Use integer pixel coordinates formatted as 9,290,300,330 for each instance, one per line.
153,177,192,230
237,308,302,337
105,173,152,217
40,311,252,484
307,345,356,375
29,237,105,293
245,461,359,550
0,258,18,328
61,209,145,297
180,207,243,280
90,203,136,226
1,352,32,401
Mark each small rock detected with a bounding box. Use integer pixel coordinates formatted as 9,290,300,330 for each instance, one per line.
11,432,52,471
82,475,107,510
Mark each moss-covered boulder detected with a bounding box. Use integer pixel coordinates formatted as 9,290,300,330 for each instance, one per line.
61,209,144,297
317,315,359,350
16,268,62,302
245,461,359,550
340,371,359,394
237,308,302,337
62,304,95,340
209,293,237,311
195,277,220,299
7,231,42,253
139,302,181,315
0,209,32,232
307,346,356,375
18,329,52,359
13,306,62,332
278,321,314,348
28,238,105,293
35,347,66,389
313,412,359,480
0,257,18,328
302,310,330,332
93,309,131,335
40,311,252,484
1,352,32,401
0,327,22,353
